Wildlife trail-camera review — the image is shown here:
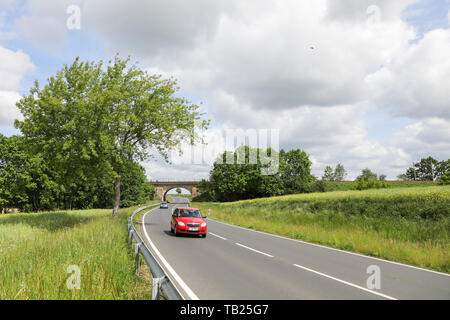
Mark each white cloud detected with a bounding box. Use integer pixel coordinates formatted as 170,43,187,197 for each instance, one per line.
88,0,441,180
75,0,417,111
150,1,416,111
83,0,235,57
326,0,418,23
0,46,33,127
0,90,22,126
367,28,450,120
389,118,450,161
0,46,34,91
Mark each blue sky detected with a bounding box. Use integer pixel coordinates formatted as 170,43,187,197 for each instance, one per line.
403,0,450,37
1,0,449,180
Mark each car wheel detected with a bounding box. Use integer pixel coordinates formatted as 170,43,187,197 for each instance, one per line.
201,234,206,238
170,224,173,233
174,227,178,237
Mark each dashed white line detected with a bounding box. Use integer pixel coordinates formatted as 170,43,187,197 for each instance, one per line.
235,243,274,258
209,232,227,241
209,218,449,277
293,264,397,300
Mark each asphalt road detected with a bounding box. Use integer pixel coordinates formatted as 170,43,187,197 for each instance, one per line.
141,197,450,300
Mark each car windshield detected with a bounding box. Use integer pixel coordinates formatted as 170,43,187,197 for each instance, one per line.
178,209,202,218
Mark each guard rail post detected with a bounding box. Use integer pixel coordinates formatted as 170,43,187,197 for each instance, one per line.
135,241,141,275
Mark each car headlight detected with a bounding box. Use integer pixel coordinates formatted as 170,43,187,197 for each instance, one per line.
177,221,185,227
201,222,207,227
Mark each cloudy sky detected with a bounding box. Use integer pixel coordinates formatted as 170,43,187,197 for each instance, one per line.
0,0,449,181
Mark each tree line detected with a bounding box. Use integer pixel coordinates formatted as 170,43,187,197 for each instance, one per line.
397,157,449,182
196,147,450,202
0,134,154,213
322,157,449,183
1,55,208,214
195,146,320,202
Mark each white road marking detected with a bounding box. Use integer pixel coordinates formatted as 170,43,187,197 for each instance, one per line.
209,232,227,241
210,218,450,277
293,263,397,300
142,209,199,300
235,243,274,258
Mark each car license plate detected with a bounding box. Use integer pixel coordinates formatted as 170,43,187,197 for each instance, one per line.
188,227,198,231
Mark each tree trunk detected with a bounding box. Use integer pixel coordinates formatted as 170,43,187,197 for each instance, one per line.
431,159,435,181
113,176,121,216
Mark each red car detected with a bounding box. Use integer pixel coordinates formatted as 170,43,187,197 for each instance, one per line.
170,207,207,238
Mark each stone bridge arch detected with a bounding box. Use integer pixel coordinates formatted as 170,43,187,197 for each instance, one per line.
150,181,201,202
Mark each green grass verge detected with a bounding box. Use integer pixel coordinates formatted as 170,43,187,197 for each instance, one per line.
193,186,450,273
0,206,154,300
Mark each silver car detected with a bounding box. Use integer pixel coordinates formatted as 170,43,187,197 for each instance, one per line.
160,202,169,209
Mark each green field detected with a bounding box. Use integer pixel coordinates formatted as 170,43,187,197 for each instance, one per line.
324,180,439,192
0,206,153,300
167,194,192,201
193,186,450,273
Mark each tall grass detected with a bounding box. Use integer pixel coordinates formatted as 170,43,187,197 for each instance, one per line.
0,207,151,300
194,186,450,272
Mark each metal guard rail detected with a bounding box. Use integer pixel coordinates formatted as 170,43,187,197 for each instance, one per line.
128,204,183,300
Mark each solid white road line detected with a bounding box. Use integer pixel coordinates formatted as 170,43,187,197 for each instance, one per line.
142,209,200,300
235,243,274,258
210,218,449,277
209,232,227,241
293,263,397,300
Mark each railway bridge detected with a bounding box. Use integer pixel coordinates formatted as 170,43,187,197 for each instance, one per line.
149,181,202,201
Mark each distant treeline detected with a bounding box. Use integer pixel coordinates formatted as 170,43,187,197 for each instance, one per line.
194,146,449,202
323,180,439,192
0,134,154,212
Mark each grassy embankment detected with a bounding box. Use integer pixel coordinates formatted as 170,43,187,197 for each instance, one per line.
0,204,157,299
193,186,450,273
324,180,438,192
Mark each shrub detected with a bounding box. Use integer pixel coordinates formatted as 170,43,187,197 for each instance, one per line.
310,180,327,193
356,177,389,190
439,172,450,185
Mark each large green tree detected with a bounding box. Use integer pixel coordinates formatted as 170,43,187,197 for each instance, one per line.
208,146,283,202
356,168,378,181
322,166,334,181
16,56,208,215
333,163,347,181
119,160,154,208
201,146,313,201
322,163,347,182
403,157,449,181
279,149,313,194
